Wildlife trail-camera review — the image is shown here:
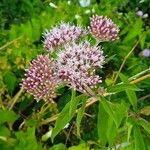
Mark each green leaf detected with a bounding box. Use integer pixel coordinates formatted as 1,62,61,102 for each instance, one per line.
69,89,76,117
126,122,133,142
107,117,117,147
0,125,10,137
68,143,89,150
76,98,87,137
97,100,108,146
138,118,150,135
101,98,128,128
51,94,87,142
123,18,142,43
49,143,66,150
15,127,43,150
119,73,137,109
3,71,17,94
133,126,146,150
101,98,116,125
107,83,140,93
0,110,18,124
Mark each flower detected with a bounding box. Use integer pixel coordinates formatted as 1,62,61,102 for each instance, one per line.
56,41,105,94
79,0,91,7
136,10,143,17
43,23,86,51
142,49,150,57
22,55,57,102
88,15,119,42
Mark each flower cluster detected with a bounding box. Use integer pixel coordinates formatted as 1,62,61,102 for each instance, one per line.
22,15,119,101
56,42,104,93
89,15,119,42
22,55,57,102
43,22,85,51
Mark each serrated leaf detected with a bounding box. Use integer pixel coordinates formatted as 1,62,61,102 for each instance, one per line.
101,98,128,128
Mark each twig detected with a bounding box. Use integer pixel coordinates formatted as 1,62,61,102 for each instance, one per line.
129,68,150,81
139,94,150,101
0,36,22,51
8,88,24,110
65,123,74,146
113,40,139,84
131,74,150,84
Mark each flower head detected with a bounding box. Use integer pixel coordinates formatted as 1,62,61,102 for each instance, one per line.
43,22,86,51
22,55,57,102
56,41,105,94
89,15,119,42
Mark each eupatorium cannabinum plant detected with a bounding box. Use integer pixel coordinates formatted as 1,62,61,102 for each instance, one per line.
22,15,119,102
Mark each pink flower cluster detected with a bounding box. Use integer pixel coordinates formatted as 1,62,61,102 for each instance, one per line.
43,23,85,51
89,15,119,42
22,15,119,101
22,55,57,102
56,42,104,93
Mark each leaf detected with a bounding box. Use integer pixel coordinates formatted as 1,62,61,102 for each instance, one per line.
97,100,108,146
68,143,89,150
119,73,137,109
101,98,128,128
101,98,116,125
140,32,146,49
0,125,10,137
49,143,66,150
126,122,133,142
133,125,146,150
51,94,87,142
3,71,17,95
0,110,18,124
138,118,150,135
107,117,117,147
123,18,142,43
107,83,140,93
76,97,87,137
69,89,76,117
15,127,43,150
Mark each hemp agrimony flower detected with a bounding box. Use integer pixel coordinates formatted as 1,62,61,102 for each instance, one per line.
89,15,119,42
22,55,57,102
43,22,86,51
56,41,105,94
22,15,119,99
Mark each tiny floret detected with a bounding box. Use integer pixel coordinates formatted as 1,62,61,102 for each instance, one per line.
22,55,57,102
89,15,119,42
43,22,86,51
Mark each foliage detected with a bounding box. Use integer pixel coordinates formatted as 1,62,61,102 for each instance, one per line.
0,0,150,149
